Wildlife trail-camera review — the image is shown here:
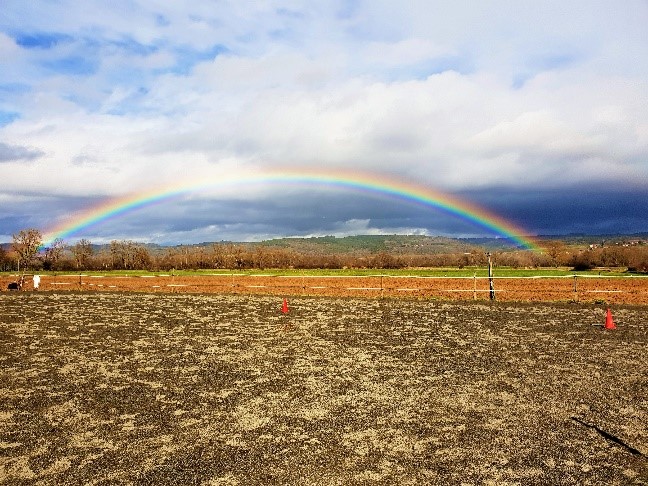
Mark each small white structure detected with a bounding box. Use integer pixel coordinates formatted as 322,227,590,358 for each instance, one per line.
33,274,40,290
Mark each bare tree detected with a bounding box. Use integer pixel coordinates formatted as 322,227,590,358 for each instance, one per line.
109,240,129,269
543,241,569,267
0,246,11,271
72,239,94,269
627,247,648,272
211,244,225,269
12,228,43,271
132,245,152,270
43,238,67,270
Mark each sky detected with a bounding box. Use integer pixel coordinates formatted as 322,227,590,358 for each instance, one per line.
1,1,647,245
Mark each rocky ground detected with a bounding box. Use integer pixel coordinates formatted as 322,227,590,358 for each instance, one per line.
0,293,646,484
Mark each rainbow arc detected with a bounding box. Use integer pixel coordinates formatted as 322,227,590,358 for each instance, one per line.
42,168,540,250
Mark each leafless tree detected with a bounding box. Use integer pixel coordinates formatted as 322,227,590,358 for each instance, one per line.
72,239,94,269
12,228,42,271
43,238,67,270
0,246,12,271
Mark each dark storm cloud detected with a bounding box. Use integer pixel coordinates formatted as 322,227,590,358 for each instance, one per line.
74,190,528,244
0,194,101,238
0,215,26,234
5,184,645,246
465,185,648,236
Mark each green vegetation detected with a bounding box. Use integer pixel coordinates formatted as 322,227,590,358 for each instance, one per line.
258,234,479,254
2,267,635,278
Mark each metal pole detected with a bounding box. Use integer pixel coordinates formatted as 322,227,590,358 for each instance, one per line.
487,252,495,301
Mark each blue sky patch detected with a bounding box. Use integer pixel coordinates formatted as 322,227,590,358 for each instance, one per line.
104,87,151,116
535,53,579,71
514,52,581,88
164,44,228,75
15,32,73,49
41,56,99,76
108,37,159,56
0,111,20,127
155,14,170,27
0,83,31,94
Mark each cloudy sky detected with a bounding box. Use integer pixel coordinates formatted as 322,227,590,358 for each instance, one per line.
1,1,647,245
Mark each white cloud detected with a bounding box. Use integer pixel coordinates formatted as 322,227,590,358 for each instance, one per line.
0,32,19,57
1,1,647,241
469,111,602,156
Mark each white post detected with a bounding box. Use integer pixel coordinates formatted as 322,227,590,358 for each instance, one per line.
487,253,495,301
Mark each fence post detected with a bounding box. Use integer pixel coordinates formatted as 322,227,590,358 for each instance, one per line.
473,273,477,300
487,253,495,301
573,275,578,301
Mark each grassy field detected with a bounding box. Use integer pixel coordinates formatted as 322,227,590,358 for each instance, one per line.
0,266,637,278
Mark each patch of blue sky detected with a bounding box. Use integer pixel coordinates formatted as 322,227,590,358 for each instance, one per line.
421,55,474,77
104,87,151,116
336,0,360,20
72,35,158,59
268,27,296,42
512,52,581,89
155,14,171,27
0,111,20,127
106,36,159,56
159,43,228,75
535,53,580,71
14,31,73,49
275,8,305,19
101,66,150,87
0,83,31,94
62,92,102,112
41,56,99,76
379,55,474,82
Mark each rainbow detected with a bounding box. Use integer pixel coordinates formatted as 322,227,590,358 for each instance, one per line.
41,168,541,250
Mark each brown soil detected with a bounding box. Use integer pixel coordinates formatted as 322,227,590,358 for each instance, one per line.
0,293,646,484
3,273,648,304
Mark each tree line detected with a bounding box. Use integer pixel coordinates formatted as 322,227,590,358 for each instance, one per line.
1,228,647,272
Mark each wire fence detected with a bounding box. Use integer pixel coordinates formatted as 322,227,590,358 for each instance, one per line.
3,273,648,304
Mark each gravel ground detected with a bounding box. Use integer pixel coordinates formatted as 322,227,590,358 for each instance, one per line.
0,292,646,485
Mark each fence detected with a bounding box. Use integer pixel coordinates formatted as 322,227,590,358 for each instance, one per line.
2,273,648,305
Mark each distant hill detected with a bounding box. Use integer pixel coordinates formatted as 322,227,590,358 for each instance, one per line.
454,237,528,251
2,233,646,254
257,235,481,254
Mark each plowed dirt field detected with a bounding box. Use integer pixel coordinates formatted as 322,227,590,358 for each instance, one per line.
3,273,648,304
1,293,646,484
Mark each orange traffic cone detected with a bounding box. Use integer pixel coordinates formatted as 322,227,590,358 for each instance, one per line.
281,298,289,314
604,308,616,330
